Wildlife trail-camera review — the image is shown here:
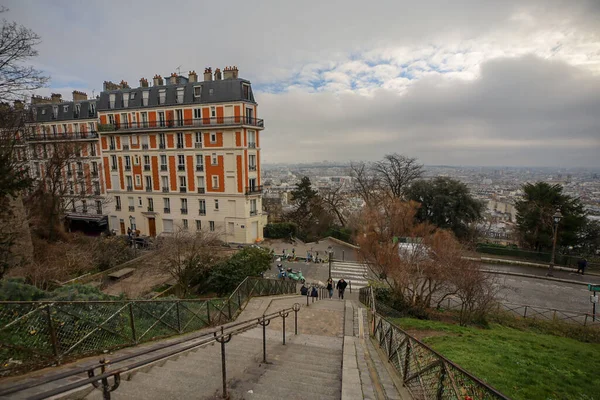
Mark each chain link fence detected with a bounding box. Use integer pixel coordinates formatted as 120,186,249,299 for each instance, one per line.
360,286,510,400
0,277,296,376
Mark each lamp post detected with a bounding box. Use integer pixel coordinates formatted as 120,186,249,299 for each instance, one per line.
546,209,563,277
327,246,334,279
129,215,136,256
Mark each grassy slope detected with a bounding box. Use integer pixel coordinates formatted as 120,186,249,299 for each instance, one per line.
392,318,600,400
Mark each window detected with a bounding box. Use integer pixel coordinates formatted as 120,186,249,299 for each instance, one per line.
177,132,184,148
159,133,166,147
163,219,173,233
211,106,216,117
52,106,58,119
212,175,219,189
161,176,169,190
142,91,149,106
89,102,96,116
75,104,81,118
41,108,46,115
82,200,87,213
176,88,184,103
179,176,187,190
126,176,133,189
181,198,188,214
88,122,95,132
141,112,148,126
194,108,201,119
134,155,140,165
91,161,98,173
125,155,131,170
193,86,202,98
248,130,256,147
148,197,154,211
160,154,167,170
199,199,206,215
145,176,152,190
182,219,188,230
135,176,141,186
197,176,205,189
111,155,117,170
211,153,218,165
52,125,57,135
196,154,204,170
196,220,202,231
158,89,166,105
249,154,256,170
210,133,217,143
62,124,68,134
209,89,214,96
250,199,257,216
115,196,121,211
108,114,115,125
214,199,219,210
120,113,128,126
144,155,150,169
178,154,185,170
90,143,96,156
176,109,183,126
128,196,134,211
158,111,165,127
109,94,116,109
96,200,102,214
243,84,250,100
195,132,202,146
138,196,143,207
130,92,136,100
209,221,215,231
123,93,129,108
164,198,170,213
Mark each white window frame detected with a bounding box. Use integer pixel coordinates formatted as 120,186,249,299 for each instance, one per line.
210,133,217,143
193,86,202,98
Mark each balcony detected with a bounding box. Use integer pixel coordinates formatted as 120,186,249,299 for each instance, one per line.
164,208,170,213
128,206,135,212
159,143,166,149
195,142,202,148
176,143,184,149
162,187,169,193
116,205,121,211
249,165,257,172
250,210,258,216
126,186,133,191
197,187,205,194
25,131,99,142
245,185,263,195
196,165,204,172
146,187,152,192
142,144,149,150
199,210,206,216
248,142,256,149
180,208,188,215
144,165,151,171
94,190,101,196
123,144,130,150
179,187,187,193
147,206,154,212
160,165,168,171
95,117,265,133
178,165,185,171
91,171,99,178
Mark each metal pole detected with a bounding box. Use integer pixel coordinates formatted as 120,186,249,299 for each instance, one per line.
307,293,309,307
129,303,137,343
46,305,59,359
293,303,300,335
282,315,286,345
342,250,345,261
176,302,181,333
349,281,352,294
328,254,332,279
594,302,597,322
547,223,559,277
215,326,232,399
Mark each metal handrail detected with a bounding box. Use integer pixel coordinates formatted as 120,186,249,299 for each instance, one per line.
359,286,510,400
14,305,301,400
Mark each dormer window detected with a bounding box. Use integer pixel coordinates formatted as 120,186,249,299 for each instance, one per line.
123,93,129,108
109,94,116,109
63,105,69,112
243,84,250,100
209,88,214,95
158,89,166,105
89,102,96,116
52,106,58,119
142,90,149,106
176,87,184,103
193,86,202,98
41,109,46,115
74,104,81,118
130,92,136,99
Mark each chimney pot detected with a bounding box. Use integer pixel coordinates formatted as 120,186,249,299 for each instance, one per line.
169,73,178,85
139,77,149,87
51,93,62,103
203,67,213,81
214,68,222,80
72,90,88,101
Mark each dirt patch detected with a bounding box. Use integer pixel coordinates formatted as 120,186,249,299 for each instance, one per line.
404,329,450,341
102,265,172,298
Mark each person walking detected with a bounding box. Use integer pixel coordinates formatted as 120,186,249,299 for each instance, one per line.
326,278,334,299
577,258,588,275
336,278,348,300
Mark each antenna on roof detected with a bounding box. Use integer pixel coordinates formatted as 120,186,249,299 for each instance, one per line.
176,65,183,75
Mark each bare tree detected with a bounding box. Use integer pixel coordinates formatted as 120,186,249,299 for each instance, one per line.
0,10,49,102
349,161,381,206
158,228,223,297
373,153,423,199
320,183,348,227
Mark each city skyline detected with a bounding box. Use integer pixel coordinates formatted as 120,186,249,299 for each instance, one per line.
5,0,600,167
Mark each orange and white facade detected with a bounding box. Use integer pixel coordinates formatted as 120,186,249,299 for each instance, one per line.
96,67,265,243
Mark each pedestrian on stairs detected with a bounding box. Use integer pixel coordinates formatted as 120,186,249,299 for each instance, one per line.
336,279,348,300
326,278,334,299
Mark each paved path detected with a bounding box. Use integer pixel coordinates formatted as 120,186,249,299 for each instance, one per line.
331,261,370,290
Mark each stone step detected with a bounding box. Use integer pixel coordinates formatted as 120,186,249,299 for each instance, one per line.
262,364,341,381
252,367,340,388
244,389,340,400
249,379,341,398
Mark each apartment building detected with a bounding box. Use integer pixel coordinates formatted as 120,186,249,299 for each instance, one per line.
24,92,106,231
96,67,265,243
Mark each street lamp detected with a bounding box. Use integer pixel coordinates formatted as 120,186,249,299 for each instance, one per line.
129,215,136,256
546,209,563,277
327,246,334,279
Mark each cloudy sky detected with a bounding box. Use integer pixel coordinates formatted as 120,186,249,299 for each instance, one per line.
6,0,600,167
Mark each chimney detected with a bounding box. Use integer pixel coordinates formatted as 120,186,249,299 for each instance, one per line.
120,80,130,89
223,66,234,80
103,80,120,91
31,95,52,104
139,77,149,88
214,68,222,80
169,72,178,85
152,75,164,86
188,70,198,83
203,67,212,81
51,93,62,103
72,90,88,102
232,66,239,79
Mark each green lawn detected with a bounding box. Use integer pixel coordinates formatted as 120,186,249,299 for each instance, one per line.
391,318,600,400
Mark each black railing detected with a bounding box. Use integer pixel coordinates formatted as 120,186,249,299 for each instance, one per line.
97,117,264,133
199,210,206,216
145,187,152,192
144,165,151,171
26,132,99,142
359,287,510,400
197,187,205,194
160,165,167,171
163,207,170,213
128,206,134,211
0,278,296,379
196,165,204,172
181,208,188,215
250,210,258,216
245,185,263,195
162,187,169,193
249,165,257,171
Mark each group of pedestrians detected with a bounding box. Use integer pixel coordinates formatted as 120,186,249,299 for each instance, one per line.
327,277,347,299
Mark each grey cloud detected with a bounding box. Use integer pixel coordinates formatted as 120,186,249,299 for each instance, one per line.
259,56,600,167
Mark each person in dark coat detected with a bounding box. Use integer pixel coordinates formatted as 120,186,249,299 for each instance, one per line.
300,284,308,296
326,278,334,299
336,279,348,300
577,258,588,275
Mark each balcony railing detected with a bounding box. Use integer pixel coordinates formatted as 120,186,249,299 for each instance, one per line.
111,166,117,171
94,190,101,196
179,187,187,193
176,143,184,149
248,142,256,148
250,210,258,216
96,117,264,133
147,207,154,212
128,206,135,212
249,165,257,171
199,210,206,216
181,208,188,215
91,171,99,178
144,165,151,171
146,187,152,192
126,186,133,191
142,144,149,150
245,185,263,195
196,165,204,172
162,187,169,193
160,165,168,171
125,166,131,171
164,207,170,213
109,144,116,150
159,143,166,149
197,187,205,194
76,171,83,177
195,142,202,148
178,165,185,171
25,132,99,142
123,144,130,150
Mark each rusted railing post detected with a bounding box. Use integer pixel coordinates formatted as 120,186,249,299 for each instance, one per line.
45,304,59,360
227,299,232,320
176,301,182,333
523,306,528,318
279,311,289,345
206,301,212,325
128,303,137,343
215,326,232,399
403,341,411,382
306,293,309,307
293,303,300,335
259,315,271,363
